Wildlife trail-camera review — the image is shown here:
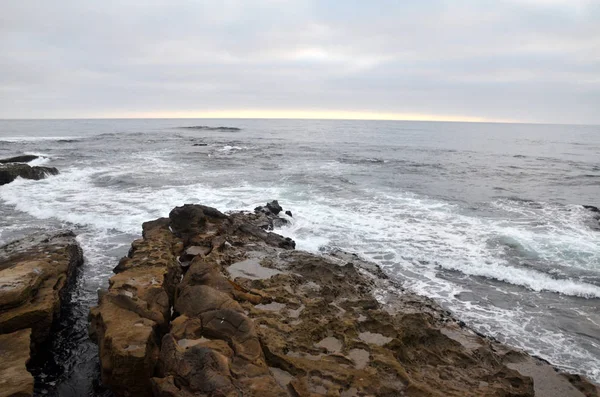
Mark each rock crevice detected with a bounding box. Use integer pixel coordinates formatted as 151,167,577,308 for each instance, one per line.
0,231,84,397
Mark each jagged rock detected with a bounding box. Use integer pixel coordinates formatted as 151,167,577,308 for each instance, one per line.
583,205,599,213
285,210,293,217
91,204,600,397
0,164,59,186
0,155,39,164
266,200,283,215
0,329,34,397
89,219,183,397
0,231,83,345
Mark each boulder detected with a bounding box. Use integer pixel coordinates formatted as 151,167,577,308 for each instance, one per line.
0,329,34,397
0,164,59,186
0,155,39,164
266,200,283,215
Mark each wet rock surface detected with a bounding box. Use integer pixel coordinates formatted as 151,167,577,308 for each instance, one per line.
0,155,40,164
90,203,600,397
0,231,84,397
0,163,59,186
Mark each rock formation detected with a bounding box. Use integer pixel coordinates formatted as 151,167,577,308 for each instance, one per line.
0,231,84,397
89,202,600,397
0,155,40,164
0,164,59,186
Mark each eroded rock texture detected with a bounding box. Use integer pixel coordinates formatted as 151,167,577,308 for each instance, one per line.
0,231,84,397
90,203,600,397
0,329,34,397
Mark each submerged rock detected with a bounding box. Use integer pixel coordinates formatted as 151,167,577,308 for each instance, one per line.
0,231,83,397
90,204,600,397
0,154,39,164
0,163,59,186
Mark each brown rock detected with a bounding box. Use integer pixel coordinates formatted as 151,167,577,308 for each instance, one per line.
0,231,83,345
0,329,34,397
91,204,600,397
89,218,182,396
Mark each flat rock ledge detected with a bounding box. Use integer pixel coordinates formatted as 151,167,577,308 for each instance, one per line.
0,231,84,397
90,203,600,397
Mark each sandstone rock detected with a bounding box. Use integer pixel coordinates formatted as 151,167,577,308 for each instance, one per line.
0,164,59,186
92,204,600,397
0,329,34,397
0,231,83,345
89,218,183,396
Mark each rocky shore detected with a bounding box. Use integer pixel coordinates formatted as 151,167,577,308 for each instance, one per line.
87,202,600,397
0,231,83,397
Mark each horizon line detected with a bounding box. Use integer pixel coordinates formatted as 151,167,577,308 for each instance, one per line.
0,116,596,127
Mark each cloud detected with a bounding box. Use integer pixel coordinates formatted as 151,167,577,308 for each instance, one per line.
0,0,598,123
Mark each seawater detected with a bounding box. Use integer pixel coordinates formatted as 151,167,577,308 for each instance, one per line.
0,118,599,394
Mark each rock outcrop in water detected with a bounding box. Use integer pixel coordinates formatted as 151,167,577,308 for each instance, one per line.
0,155,40,164
582,205,600,231
89,203,600,397
0,163,59,186
0,231,84,397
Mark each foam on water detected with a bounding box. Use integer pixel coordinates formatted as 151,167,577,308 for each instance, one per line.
2,162,599,380
272,190,600,380
26,153,52,166
2,172,267,233
1,121,599,384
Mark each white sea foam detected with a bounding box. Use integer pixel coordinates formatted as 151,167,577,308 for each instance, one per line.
219,145,246,152
2,165,597,299
25,152,51,166
1,161,599,381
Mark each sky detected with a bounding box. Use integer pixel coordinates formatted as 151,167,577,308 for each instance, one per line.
1,0,599,124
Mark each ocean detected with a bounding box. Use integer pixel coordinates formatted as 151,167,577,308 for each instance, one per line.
0,118,599,395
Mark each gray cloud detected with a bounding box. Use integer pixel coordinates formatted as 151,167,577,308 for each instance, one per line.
1,0,599,123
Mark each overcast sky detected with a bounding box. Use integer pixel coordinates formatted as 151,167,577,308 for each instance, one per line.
1,0,599,124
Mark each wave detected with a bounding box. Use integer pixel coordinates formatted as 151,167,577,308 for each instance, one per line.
0,136,83,143
338,156,385,164
218,145,247,152
179,126,241,131
437,261,600,298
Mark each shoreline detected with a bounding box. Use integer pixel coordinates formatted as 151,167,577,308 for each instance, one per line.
87,202,599,396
